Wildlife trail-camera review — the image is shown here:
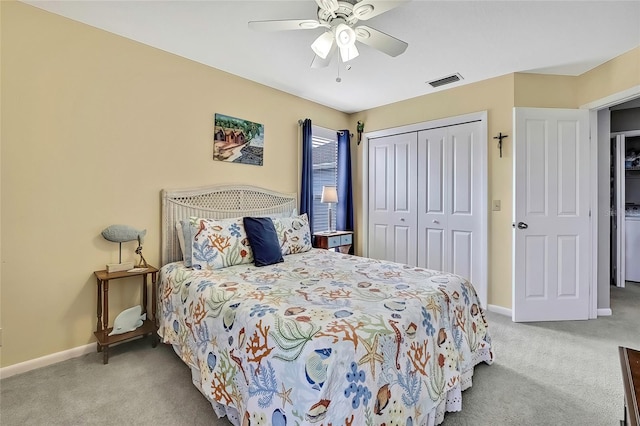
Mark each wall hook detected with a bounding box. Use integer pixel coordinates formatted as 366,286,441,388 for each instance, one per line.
357,121,364,145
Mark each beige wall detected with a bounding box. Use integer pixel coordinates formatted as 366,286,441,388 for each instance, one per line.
2,1,639,368
350,75,515,309
578,46,640,106
0,2,349,367
350,49,639,314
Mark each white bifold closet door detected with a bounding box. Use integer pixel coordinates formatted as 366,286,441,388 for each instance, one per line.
368,132,418,265
417,122,482,282
368,121,482,285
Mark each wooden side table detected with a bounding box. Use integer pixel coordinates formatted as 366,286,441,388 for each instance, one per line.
94,266,159,364
620,346,640,426
313,230,353,254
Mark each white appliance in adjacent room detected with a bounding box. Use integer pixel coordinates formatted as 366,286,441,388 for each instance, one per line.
625,207,640,282
612,133,640,287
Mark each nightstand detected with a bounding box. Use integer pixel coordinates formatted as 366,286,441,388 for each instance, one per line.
313,230,353,254
94,266,159,364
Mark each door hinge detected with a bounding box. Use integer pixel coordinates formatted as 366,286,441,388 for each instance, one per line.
589,209,591,218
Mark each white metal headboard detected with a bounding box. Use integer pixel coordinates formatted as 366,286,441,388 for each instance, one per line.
161,184,298,265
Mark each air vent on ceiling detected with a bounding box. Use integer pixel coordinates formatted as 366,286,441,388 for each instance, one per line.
427,73,463,88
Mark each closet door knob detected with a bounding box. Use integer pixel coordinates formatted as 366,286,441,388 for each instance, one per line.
433,220,439,224
400,218,405,221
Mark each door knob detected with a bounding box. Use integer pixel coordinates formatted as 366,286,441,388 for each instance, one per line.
433,220,439,224
517,222,528,229
400,218,405,222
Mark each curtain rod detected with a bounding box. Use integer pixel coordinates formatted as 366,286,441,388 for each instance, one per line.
299,119,353,137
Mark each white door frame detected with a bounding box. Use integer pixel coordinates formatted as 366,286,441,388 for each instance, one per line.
361,111,488,306
583,85,640,318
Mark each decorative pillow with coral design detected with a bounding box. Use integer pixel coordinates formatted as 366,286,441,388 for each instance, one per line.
272,213,313,255
189,217,253,270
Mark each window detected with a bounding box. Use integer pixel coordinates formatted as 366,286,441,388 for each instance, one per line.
312,125,338,233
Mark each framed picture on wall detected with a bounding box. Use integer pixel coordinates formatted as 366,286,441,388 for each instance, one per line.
213,113,264,166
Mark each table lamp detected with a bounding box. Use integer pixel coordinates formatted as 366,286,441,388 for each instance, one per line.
321,185,338,232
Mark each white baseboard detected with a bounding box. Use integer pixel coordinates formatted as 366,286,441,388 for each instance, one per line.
487,304,512,317
597,308,612,316
0,343,95,379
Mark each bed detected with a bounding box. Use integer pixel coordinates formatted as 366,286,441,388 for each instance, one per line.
158,185,493,426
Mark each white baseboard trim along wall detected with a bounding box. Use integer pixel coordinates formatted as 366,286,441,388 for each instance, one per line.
0,343,95,379
488,304,613,318
487,304,512,317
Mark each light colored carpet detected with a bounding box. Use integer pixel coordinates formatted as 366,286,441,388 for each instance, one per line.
1,283,638,426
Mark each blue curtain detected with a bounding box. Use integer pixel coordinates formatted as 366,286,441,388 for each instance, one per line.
337,130,354,238
300,119,314,235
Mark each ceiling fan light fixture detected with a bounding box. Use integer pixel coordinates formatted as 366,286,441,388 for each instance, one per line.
311,31,335,59
340,43,359,62
335,23,356,48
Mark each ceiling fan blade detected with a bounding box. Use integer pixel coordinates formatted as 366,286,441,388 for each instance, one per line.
355,25,408,57
352,0,410,21
315,0,339,15
311,44,336,68
248,19,325,31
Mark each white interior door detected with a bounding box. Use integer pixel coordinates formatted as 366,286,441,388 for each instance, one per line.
368,133,418,264
615,134,626,288
513,107,591,322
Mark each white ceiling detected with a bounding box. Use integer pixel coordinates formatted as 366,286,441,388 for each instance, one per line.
23,0,640,113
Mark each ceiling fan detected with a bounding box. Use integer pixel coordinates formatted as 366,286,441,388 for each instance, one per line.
248,0,409,68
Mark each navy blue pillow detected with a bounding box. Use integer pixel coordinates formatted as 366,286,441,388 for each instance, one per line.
243,217,284,267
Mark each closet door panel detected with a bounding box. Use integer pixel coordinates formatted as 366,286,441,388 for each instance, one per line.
370,224,389,261
417,128,447,268
394,225,413,265
451,230,473,283
451,132,472,215
445,122,482,280
368,133,418,264
422,228,444,271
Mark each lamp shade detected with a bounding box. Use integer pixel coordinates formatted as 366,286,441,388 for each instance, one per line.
334,23,356,48
339,43,359,62
321,186,338,204
311,31,335,59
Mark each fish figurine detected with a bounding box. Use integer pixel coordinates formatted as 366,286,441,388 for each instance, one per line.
305,348,332,390
108,305,145,336
101,224,146,243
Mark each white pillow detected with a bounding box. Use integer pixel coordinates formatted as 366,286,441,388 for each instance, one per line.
272,213,313,255
176,221,186,258
190,217,254,270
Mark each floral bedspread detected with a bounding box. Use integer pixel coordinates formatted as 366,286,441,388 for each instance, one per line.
158,249,493,426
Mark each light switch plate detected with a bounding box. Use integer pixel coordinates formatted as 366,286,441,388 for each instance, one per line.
492,200,501,211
